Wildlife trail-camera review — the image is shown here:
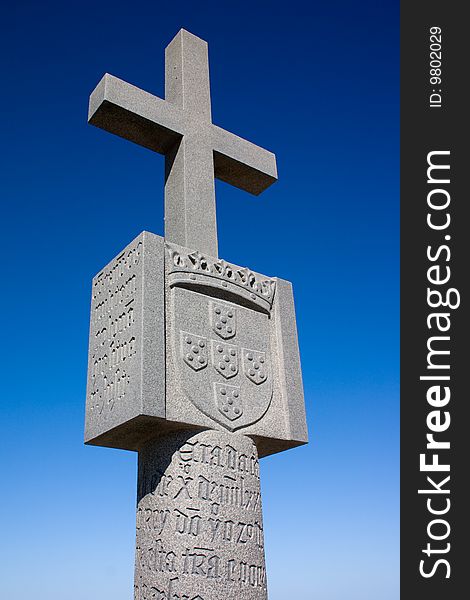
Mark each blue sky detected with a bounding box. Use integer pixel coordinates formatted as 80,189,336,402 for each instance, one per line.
0,1,399,598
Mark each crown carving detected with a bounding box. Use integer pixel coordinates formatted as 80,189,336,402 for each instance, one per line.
167,246,276,310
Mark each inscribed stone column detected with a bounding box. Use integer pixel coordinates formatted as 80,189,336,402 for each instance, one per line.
135,430,266,599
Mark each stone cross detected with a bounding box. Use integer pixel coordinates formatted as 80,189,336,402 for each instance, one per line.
89,28,277,258
85,29,307,600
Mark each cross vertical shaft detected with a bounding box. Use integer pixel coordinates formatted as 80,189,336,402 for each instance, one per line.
165,29,212,118
164,31,217,256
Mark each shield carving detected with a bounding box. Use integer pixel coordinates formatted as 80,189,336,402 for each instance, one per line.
214,383,242,420
211,340,238,379
171,290,273,432
210,301,236,339
181,331,208,371
242,348,267,384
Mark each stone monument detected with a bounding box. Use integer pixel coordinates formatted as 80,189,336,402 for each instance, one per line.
85,29,307,600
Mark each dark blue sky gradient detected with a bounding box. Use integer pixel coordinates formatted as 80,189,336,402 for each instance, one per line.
0,1,399,598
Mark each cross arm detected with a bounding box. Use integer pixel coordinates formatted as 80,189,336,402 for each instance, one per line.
88,74,184,155
211,125,278,196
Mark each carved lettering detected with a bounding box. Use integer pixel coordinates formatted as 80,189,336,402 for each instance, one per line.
178,441,259,479
137,508,170,535
134,576,205,600
136,540,177,574
174,509,201,536
89,241,142,415
138,471,173,499
135,431,267,597
173,476,193,500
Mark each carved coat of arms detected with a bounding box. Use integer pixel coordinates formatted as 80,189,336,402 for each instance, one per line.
167,246,275,432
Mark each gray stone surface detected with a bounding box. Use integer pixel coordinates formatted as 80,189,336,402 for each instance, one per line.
88,29,277,258
164,241,307,456
85,231,166,449
85,233,307,457
135,429,266,600
85,29,307,600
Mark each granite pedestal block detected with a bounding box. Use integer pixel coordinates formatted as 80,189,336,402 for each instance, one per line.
85,231,307,458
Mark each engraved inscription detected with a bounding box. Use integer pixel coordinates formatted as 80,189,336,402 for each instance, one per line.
136,508,171,535
134,576,205,600
89,241,141,414
136,544,266,587
177,439,260,479
135,431,267,599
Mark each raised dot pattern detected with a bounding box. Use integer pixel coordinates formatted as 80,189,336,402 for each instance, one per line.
213,340,238,378
216,384,242,420
213,305,236,339
244,350,267,383
183,333,207,370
